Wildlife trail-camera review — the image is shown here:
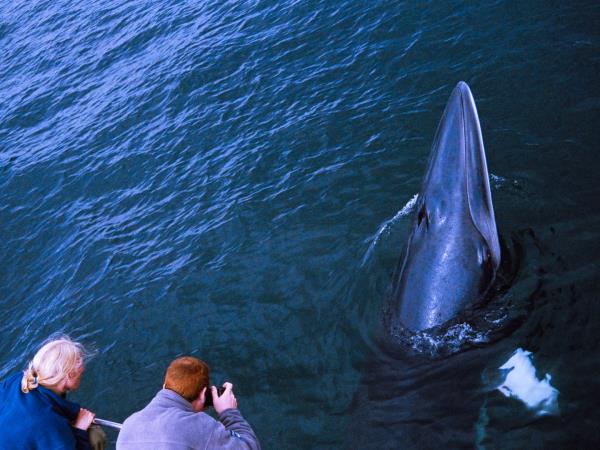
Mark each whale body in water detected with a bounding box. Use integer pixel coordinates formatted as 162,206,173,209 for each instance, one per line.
387,81,501,333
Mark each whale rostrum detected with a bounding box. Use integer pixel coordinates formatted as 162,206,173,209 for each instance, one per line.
387,82,501,333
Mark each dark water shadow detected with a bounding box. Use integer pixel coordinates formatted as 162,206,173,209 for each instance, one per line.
344,228,578,449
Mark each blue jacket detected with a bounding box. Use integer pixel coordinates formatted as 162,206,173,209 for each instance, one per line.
0,373,91,450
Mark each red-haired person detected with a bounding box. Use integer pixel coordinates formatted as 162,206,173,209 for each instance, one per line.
0,335,106,449
117,356,260,450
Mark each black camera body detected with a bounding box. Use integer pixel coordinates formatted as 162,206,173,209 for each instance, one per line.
204,386,226,408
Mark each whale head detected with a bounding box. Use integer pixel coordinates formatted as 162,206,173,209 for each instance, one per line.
387,82,501,332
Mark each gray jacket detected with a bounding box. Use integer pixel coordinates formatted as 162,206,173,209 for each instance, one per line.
116,389,260,450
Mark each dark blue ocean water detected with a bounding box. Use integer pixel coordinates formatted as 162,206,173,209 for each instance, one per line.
1,1,599,448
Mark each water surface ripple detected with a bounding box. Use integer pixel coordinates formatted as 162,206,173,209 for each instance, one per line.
1,1,599,448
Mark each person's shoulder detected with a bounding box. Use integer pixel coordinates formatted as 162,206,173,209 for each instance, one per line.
120,398,167,432
196,411,219,424
0,375,48,414
167,408,217,424
1,372,22,390
118,409,149,444
177,410,220,432
5,372,22,382
121,408,146,428
181,411,223,440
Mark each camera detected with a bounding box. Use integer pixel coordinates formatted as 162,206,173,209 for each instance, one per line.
204,386,226,408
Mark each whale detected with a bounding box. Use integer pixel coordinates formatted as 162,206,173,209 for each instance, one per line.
386,81,501,333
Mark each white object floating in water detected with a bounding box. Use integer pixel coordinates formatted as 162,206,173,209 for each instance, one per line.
496,348,559,416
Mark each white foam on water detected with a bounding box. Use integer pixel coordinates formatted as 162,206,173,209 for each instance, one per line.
489,173,506,189
496,348,559,416
407,322,490,356
361,194,418,266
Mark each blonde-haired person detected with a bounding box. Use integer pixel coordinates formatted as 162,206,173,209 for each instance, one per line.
0,335,106,450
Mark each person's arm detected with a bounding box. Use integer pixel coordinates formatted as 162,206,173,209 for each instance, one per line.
73,428,92,450
211,383,261,450
73,408,95,450
42,417,91,450
216,408,261,450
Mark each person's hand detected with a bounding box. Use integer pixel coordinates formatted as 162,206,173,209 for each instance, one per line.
73,408,95,431
212,382,238,415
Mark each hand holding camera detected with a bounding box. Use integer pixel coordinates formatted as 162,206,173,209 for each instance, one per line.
204,386,225,408
209,382,238,415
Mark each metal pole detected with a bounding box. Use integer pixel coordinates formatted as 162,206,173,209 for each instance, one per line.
93,418,122,430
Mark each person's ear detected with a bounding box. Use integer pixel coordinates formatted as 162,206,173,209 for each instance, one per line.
191,387,207,412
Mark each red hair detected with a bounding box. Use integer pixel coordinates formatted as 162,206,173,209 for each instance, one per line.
164,356,209,402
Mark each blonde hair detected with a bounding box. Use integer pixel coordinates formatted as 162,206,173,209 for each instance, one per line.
21,335,89,393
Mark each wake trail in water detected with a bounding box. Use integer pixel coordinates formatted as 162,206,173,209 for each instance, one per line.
361,193,418,266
